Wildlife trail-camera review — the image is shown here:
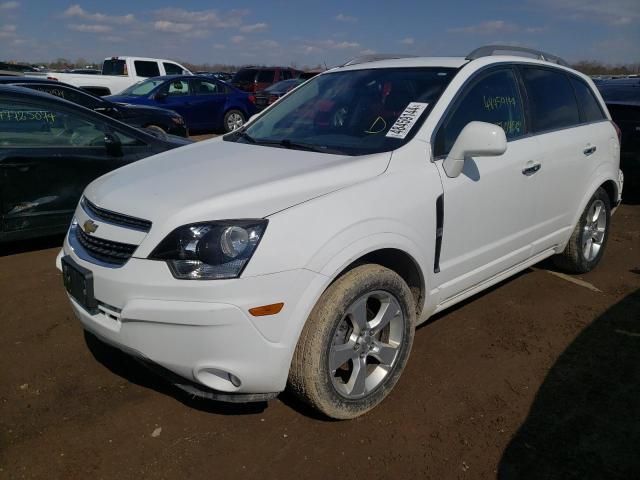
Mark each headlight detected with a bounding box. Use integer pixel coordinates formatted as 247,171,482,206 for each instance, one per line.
149,220,267,280
171,115,185,125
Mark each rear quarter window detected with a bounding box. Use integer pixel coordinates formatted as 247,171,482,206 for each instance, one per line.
134,61,161,78
570,77,606,123
521,67,580,133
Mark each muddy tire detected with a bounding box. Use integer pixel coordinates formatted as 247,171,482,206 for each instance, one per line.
553,187,611,274
288,264,416,420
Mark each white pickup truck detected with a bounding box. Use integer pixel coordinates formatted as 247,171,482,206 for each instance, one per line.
30,56,192,96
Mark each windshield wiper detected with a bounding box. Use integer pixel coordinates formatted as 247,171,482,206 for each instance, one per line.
228,129,256,144
277,139,344,154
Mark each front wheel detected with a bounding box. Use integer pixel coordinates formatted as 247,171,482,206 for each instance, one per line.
223,110,245,133
553,187,611,273
288,264,416,420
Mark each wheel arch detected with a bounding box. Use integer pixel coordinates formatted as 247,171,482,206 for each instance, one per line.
327,248,425,319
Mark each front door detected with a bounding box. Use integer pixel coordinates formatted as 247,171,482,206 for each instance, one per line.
188,78,227,130
432,67,539,302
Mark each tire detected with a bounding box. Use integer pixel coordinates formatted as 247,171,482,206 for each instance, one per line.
288,264,416,420
553,187,611,273
223,110,245,133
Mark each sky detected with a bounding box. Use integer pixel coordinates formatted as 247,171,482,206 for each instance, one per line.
1,0,639,66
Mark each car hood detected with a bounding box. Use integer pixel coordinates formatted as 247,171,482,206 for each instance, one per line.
84,137,391,241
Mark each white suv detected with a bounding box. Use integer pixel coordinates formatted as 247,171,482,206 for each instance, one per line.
58,46,623,419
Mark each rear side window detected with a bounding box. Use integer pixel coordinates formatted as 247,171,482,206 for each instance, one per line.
257,69,276,83
570,77,605,123
193,79,221,95
521,67,580,132
102,59,127,76
435,68,525,156
163,62,184,75
134,61,160,78
233,69,257,83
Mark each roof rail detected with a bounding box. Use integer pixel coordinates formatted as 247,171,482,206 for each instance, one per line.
341,53,418,67
466,45,570,67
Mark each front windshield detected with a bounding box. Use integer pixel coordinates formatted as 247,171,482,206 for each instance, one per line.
120,79,165,96
226,67,456,155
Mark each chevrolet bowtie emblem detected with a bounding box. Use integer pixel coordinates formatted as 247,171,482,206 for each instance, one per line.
83,220,99,234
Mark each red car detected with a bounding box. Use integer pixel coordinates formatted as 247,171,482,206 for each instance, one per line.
231,67,300,93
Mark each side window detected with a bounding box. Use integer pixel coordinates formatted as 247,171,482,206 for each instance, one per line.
570,77,606,123
193,79,220,95
435,68,525,156
280,70,291,80
0,99,142,147
134,61,161,78
163,62,184,75
165,80,189,96
257,69,276,83
521,67,580,133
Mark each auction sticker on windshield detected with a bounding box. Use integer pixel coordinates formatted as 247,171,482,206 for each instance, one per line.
385,102,429,139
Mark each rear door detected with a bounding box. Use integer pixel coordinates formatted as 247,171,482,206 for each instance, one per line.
432,66,539,301
188,78,227,129
0,96,147,238
518,67,609,253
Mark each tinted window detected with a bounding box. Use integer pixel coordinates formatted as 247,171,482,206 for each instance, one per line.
280,70,291,80
435,68,525,156
193,79,220,95
570,77,605,122
233,69,257,83
102,59,127,76
257,70,276,83
522,67,580,132
134,61,160,78
0,99,141,147
163,63,184,75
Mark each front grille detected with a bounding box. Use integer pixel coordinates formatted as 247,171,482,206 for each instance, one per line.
82,197,152,232
75,226,137,266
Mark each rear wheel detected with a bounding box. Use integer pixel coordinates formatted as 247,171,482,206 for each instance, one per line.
553,187,611,273
223,110,245,132
288,264,416,420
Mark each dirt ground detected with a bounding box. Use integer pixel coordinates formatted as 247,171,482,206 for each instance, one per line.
1,195,639,479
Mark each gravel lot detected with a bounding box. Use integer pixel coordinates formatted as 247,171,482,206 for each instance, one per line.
1,160,639,478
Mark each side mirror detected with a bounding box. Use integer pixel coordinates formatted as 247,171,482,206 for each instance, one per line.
154,90,168,101
443,121,507,178
104,132,123,157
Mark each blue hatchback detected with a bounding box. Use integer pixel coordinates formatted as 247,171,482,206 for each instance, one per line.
106,75,256,133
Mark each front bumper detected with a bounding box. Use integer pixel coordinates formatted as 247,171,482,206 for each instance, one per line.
57,237,327,397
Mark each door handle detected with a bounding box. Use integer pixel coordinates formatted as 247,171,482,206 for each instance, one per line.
522,163,541,176
583,145,597,156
